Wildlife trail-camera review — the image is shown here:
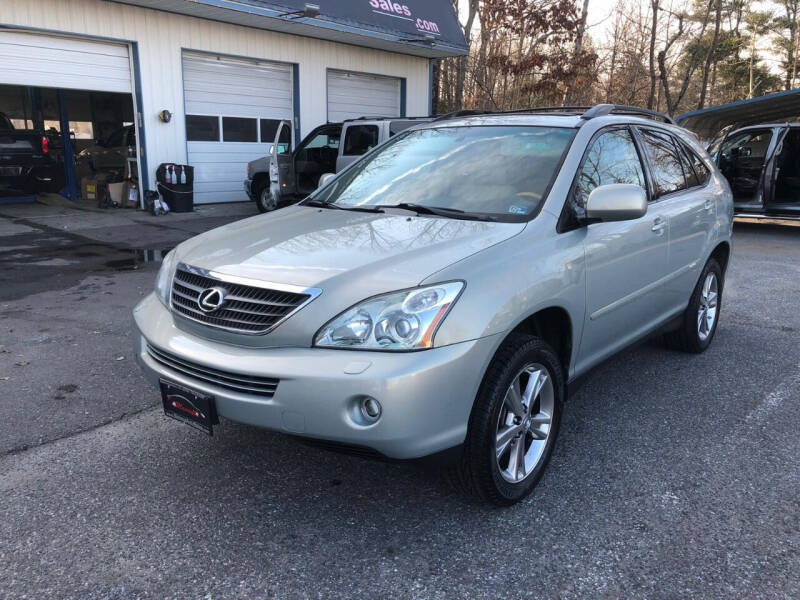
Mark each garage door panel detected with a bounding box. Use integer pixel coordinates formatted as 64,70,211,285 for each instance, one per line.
185,95,292,115
327,70,401,122
0,31,131,93
0,42,131,69
327,97,401,112
183,64,292,87
184,51,293,203
184,80,292,99
188,145,269,164
0,31,129,57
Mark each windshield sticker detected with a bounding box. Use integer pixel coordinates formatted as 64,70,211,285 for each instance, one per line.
508,205,530,215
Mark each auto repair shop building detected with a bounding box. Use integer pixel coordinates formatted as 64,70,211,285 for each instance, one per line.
0,0,466,205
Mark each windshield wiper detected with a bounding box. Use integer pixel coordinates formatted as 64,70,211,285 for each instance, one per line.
303,199,384,213
377,202,497,222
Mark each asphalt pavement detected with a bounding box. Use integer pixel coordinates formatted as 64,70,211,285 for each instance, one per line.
0,206,798,599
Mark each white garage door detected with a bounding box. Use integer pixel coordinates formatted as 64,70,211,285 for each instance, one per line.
0,31,132,93
327,70,401,122
183,51,294,204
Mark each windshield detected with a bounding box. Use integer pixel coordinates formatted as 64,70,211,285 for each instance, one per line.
310,126,575,222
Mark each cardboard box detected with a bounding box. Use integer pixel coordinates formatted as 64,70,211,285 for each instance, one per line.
81,174,109,205
81,176,98,202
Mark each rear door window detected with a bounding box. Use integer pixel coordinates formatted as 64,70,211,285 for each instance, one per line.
343,124,379,156
639,129,687,198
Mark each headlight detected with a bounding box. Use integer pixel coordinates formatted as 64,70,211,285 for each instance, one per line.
246,163,253,178
314,282,464,351
154,250,178,307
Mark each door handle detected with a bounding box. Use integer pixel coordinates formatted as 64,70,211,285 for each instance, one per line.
704,199,714,211
651,217,666,233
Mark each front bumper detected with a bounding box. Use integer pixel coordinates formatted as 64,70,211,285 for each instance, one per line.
243,178,254,200
133,293,498,459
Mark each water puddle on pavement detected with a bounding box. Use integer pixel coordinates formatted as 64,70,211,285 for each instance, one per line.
103,248,172,271
0,222,173,299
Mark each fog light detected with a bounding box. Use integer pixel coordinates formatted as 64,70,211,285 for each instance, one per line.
361,397,382,421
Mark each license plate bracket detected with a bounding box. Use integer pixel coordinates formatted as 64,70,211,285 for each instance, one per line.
160,379,218,435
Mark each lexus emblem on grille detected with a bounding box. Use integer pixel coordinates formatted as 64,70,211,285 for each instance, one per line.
197,286,228,313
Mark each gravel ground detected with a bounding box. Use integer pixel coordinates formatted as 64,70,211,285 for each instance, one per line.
0,207,798,599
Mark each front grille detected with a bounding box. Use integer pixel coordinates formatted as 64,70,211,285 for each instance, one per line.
146,344,279,397
170,264,315,334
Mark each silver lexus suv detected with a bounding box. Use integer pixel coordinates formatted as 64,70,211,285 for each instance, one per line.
134,104,733,505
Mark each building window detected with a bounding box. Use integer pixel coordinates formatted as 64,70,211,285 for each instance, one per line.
222,117,257,142
186,115,220,142
260,119,283,144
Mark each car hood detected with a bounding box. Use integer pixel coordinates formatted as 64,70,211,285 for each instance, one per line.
175,205,525,292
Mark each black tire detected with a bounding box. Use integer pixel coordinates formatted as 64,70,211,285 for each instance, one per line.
664,257,723,353
254,180,278,213
448,334,564,506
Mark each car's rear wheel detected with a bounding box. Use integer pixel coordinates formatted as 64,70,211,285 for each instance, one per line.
449,334,564,505
664,257,723,353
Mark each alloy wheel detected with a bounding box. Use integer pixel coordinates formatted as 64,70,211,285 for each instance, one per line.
697,272,718,341
495,363,555,484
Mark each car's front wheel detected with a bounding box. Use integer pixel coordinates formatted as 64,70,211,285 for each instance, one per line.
450,334,564,506
254,182,278,213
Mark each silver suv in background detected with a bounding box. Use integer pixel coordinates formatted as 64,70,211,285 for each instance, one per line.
244,116,432,212
136,104,733,505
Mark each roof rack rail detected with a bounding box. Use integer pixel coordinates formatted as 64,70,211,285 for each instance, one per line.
432,109,495,121
430,104,675,124
508,106,593,115
349,115,434,121
580,104,675,124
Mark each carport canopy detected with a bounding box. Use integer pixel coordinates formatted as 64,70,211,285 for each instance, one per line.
676,88,800,140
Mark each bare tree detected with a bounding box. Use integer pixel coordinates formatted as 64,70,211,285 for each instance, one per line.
697,0,721,108
647,0,659,108
563,0,590,104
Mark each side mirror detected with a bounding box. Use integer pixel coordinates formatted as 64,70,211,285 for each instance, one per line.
585,184,647,222
318,172,336,188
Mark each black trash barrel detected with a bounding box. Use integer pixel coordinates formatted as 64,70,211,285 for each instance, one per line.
157,163,194,213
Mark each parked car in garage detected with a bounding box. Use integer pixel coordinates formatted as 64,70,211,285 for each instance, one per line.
77,124,135,173
135,104,733,505
0,111,61,193
244,116,433,212
710,123,800,216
